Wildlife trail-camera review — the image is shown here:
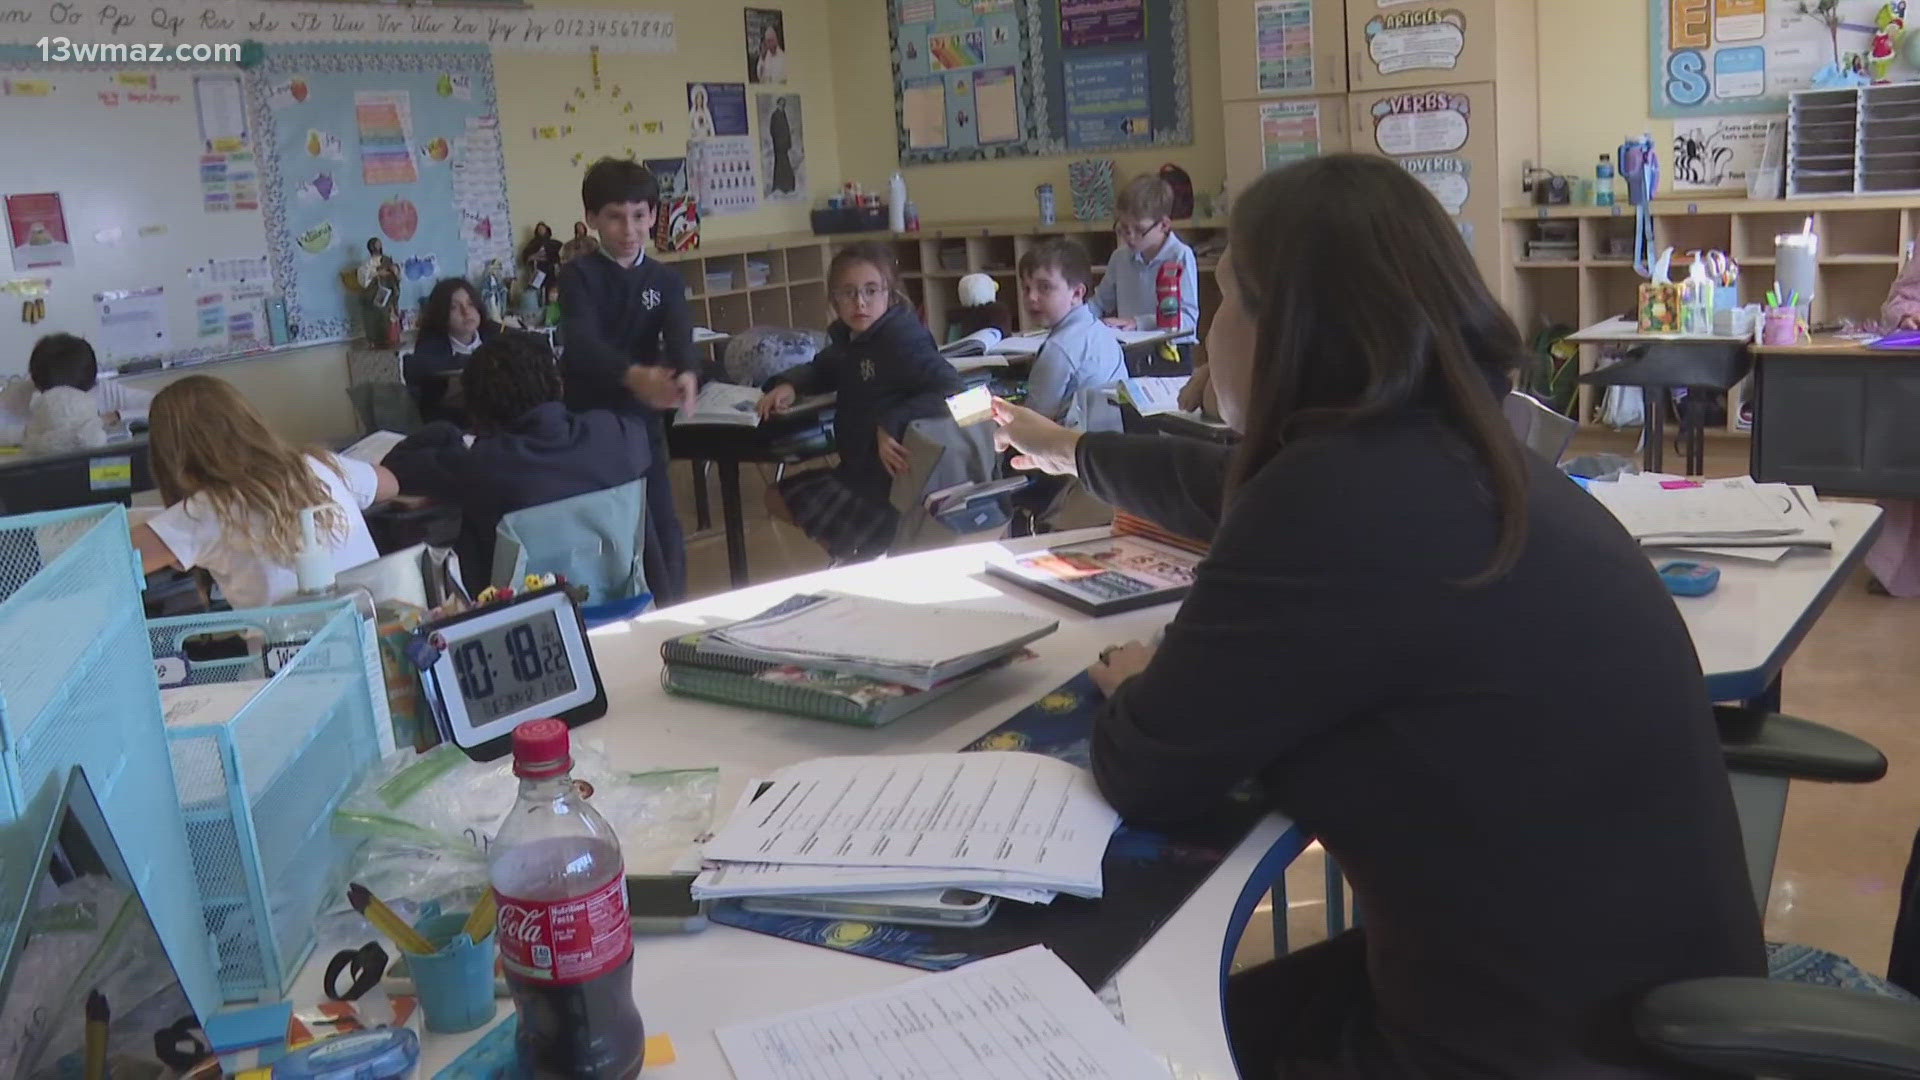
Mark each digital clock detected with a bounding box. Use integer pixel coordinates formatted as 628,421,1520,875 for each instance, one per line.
421,585,608,760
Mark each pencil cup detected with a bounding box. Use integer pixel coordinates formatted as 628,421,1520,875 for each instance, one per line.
1761,307,1805,347
407,903,498,1034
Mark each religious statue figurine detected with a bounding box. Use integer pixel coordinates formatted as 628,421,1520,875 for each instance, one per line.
355,237,403,348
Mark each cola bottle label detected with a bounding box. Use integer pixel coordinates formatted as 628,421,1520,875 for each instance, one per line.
496,874,634,985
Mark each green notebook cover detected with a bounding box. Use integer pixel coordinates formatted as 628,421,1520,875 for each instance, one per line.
661,661,971,728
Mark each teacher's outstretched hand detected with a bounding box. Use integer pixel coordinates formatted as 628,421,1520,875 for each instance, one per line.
991,397,1081,476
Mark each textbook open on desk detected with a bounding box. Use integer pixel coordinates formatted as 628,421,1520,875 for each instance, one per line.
674,384,834,428
986,519,1203,615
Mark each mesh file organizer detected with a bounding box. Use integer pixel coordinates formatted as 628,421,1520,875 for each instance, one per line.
150,600,383,1001
0,504,223,1018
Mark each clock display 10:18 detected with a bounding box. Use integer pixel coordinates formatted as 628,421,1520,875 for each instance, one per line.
452,613,579,725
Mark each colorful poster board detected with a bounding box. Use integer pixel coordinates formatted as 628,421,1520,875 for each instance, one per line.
1651,0,1918,116
890,0,1192,163
1346,0,1494,92
254,44,509,343
1351,82,1498,287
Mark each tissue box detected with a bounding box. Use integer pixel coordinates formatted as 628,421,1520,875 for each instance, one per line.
1638,283,1681,332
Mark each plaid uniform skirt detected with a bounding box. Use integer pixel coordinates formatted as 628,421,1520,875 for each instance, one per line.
778,468,900,561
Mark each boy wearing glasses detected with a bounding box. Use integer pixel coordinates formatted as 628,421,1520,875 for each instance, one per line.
1092,174,1201,372
756,242,963,561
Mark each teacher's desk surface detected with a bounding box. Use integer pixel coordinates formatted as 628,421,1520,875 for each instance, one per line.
293,506,1881,1076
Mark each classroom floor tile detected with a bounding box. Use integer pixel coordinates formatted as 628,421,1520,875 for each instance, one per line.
675,430,1920,978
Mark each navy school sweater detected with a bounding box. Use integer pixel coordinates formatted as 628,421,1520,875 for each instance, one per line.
383,401,651,593
557,250,695,423
768,302,964,503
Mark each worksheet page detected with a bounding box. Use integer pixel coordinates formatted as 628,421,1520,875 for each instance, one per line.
715,946,1167,1080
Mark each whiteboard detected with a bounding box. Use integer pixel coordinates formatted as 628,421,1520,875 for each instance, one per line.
0,59,279,375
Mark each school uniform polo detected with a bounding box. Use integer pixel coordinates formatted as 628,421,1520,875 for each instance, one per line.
1023,303,1126,426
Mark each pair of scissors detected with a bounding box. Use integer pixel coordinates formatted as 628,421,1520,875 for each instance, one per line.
324,941,391,1002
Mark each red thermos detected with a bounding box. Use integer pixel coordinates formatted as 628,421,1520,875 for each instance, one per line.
1155,261,1182,332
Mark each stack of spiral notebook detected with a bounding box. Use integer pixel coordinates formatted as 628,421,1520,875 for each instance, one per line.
660,593,1055,727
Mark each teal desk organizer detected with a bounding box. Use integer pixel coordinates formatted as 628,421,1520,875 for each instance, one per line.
151,599,384,1002
0,504,223,1018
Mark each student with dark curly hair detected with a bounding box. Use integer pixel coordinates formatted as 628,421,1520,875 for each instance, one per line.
384,331,650,592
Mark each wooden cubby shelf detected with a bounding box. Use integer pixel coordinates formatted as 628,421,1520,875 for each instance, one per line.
1502,195,1920,434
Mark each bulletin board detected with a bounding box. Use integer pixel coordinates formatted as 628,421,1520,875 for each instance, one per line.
251,44,512,343
889,0,1192,164
1651,0,1918,117
0,57,276,374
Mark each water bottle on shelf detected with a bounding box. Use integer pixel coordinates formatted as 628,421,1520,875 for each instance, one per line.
1595,153,1616,207
491,719,645,1079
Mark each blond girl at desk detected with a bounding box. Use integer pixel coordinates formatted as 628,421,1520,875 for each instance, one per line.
130,376,397,608
994,153,1762,1079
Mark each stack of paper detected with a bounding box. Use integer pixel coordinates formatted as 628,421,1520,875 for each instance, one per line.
716,945,1167,1080
1585,476,1834,551
697,593,1057,690
693,752,1122,905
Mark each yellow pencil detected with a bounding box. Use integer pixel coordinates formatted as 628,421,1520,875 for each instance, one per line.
346,882,437,955
84,990,108,1080
461,888,497,944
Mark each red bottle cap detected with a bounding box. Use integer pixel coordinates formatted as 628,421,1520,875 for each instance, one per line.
512,718,572,778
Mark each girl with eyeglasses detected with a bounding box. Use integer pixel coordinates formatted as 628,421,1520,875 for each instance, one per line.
757,241,963,560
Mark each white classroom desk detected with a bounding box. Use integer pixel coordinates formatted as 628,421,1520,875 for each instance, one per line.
333,505,1878,1077
393,528,1293,1079
1568,315,1753,347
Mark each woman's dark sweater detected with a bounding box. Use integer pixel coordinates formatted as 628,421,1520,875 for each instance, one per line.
1077,416,1764,1078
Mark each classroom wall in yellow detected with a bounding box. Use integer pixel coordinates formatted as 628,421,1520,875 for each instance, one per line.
827,0,1226,223
1533,2,1671,181
495,0,844,244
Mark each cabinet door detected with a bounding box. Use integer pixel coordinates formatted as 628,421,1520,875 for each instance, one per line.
1346,0,1498,91
1223,95,1351,196
1219,0,1349,99
1350,82,1500,285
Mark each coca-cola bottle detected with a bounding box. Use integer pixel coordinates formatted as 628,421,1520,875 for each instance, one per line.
490,719,645,1078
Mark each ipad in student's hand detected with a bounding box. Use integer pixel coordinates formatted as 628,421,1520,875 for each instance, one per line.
945,385,993,427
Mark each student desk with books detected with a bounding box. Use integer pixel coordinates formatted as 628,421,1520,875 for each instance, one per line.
668,396,837,589
304,503,1879,1076
1748,334,1920,498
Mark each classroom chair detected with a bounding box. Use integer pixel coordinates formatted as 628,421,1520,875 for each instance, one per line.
1716,705,1888,916
491,479,652,623
346,380,423,436
1577,343,1750,475
338,543,470,611
886,418,1015,556
1502,389,1578,465
1635,783,1920,1080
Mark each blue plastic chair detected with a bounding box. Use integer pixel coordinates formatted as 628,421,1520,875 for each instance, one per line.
491,479,652,625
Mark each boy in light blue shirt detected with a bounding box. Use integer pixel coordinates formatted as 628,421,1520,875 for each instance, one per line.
1089,174,1200,372
1019,238,1125,429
